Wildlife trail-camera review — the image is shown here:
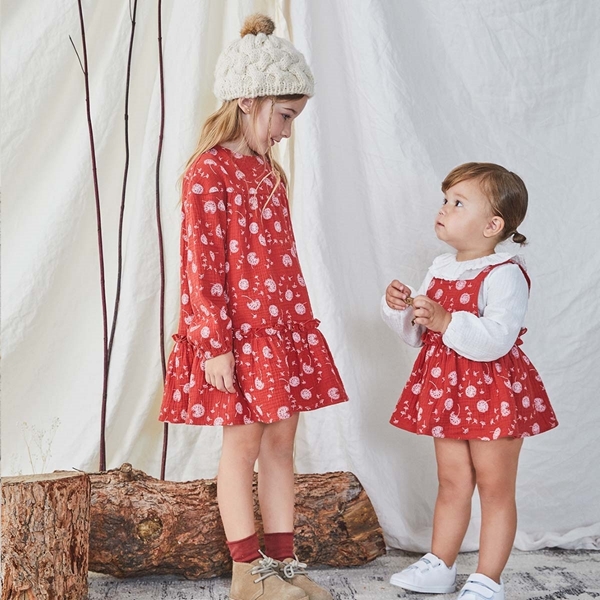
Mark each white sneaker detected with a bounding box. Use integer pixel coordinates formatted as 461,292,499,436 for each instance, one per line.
389,552,457,593
458,573,504,600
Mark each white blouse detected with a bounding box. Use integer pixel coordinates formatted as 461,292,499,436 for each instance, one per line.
380,252,530,362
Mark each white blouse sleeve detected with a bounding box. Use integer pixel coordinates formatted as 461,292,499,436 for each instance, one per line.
442,264,529,362
380,273,433,348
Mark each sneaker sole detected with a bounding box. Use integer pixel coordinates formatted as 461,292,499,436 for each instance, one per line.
389,573,456,593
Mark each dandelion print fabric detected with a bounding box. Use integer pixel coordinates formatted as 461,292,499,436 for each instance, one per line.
390,264,558,440
160,146,347,426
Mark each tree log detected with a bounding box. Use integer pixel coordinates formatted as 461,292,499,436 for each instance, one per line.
89,464,385,579
1,471,90,600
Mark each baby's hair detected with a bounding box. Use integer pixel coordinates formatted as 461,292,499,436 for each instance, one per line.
442,162,528,245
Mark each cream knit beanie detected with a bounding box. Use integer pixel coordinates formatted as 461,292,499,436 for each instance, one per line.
214,14,314,101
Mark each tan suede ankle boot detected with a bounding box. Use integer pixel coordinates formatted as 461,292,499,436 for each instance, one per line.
230,553,308,600
279,557,333,600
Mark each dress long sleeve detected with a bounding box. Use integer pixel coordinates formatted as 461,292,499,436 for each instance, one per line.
181,171,233,360
380,283,427,348
380,255,529,360
442,263,529,361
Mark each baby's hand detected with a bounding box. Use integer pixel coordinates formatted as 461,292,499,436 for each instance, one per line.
412,296,452,333
385,280,413,310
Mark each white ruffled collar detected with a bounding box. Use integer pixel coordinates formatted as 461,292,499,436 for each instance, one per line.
429,252,526,280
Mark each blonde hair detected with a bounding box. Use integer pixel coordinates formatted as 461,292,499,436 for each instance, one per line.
183,94,305,201
442,162,529,245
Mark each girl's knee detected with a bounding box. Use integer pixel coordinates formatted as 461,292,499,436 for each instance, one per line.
260,436,294,461
476,474,516,503
222,429,263,465
438,473,476,501
438,462,476,499
258,417,298,459
259,431,294,462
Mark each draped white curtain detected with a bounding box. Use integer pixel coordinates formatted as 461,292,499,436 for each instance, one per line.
2,0,599,552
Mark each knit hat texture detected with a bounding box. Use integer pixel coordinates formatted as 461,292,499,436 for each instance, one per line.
214,14,314,101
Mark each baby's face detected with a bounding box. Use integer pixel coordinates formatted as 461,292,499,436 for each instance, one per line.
435,178,495,252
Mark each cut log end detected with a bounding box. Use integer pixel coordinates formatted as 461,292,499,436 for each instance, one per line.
1,471,91,600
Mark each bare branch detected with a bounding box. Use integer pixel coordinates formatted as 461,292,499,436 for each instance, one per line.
75,0,110,472
68,35,85,74
156,0,169,480
108,0,138,367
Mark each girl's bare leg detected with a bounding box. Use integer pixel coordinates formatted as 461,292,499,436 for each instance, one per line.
431,438,477,567
469,437,523,583
217,422,265,541
257,413,300,533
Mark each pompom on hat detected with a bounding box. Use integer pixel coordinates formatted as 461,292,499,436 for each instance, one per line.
214,13,314,101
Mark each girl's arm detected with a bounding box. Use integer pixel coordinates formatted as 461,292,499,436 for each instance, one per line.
182,174,233,361
380,273,433,347
442,264,529,362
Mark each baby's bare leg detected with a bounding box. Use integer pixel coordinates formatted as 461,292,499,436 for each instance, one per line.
431,438,477,566
470,437,524,583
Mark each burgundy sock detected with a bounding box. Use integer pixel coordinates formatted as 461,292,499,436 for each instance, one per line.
227,533,261,563
264,532,294,561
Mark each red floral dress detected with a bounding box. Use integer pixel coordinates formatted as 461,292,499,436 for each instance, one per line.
159,146,347,426
390,263,558,439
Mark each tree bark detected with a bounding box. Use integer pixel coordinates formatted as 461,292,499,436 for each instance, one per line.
1,471,90,600
89,464,385,579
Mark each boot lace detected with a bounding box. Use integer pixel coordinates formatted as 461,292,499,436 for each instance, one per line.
251,551,282,583
282,557,308,579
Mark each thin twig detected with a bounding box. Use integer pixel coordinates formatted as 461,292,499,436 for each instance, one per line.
156,0,169,480
75,0,110,472
108,0,138,366
69,36,85,74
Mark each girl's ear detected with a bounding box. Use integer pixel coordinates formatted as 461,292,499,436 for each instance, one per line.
484,216,505,238
237,98,253,114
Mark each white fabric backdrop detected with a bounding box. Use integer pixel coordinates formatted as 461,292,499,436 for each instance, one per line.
2,0,600,552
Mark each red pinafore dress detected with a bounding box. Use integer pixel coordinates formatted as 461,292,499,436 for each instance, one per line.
390,262,558,440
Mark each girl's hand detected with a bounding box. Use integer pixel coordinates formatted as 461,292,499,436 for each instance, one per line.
204,351,236,393
412,295,452,333
385,280,413,310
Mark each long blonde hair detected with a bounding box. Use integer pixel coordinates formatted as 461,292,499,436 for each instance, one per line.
183,94,305,198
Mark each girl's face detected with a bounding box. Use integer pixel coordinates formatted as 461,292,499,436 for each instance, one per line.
435,178,504,259
239,96,309,155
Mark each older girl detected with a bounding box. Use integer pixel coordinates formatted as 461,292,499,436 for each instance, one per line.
160,14,346,600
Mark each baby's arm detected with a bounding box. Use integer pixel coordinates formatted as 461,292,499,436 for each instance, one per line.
381,275,432,347
442,264,529,361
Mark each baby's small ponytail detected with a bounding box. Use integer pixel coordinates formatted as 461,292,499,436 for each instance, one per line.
512,230,527,245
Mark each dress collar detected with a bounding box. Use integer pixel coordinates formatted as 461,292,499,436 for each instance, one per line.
429,252,526,279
